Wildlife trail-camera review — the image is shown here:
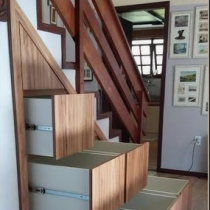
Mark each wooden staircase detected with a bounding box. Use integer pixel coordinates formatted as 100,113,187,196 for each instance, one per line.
7,0,150,210
51,0,150,144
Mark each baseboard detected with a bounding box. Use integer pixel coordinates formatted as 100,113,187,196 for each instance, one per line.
158,168,208,178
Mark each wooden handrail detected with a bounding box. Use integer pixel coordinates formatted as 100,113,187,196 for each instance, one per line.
83,29,139,142
50,0,149,143
91,0,150,102
83,0,139,122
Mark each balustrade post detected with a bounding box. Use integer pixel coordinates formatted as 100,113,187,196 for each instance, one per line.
75,0,84,93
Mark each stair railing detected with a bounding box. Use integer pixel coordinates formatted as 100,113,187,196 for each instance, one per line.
51,0,150,143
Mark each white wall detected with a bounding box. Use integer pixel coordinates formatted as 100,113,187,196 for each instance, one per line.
161,4,208,173
0,23,20,210
112,0,208,6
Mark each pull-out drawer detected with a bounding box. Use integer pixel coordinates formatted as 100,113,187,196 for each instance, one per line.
83,141,149,202
28,152,125,210
142,176,191,210
24,94,94,159
119,192,177,210
119,176,191,210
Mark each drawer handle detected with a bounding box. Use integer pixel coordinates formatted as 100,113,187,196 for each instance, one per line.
29,186,89,201
25,124,53,132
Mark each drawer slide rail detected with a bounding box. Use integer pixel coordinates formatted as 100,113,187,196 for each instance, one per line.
29,186,89,201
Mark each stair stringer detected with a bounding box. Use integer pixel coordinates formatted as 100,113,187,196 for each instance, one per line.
8,1,108,210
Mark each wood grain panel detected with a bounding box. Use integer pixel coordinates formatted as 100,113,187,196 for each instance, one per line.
8,1,29,209
146,106,160,133
19,25,64,90
91,154,125,210
0,0,7,21
53,94,94,159
125,142,149,202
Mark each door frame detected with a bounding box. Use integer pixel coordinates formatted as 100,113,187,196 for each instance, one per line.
116,1,170,172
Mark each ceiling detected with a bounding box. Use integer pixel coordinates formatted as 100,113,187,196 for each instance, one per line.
118,8,165,29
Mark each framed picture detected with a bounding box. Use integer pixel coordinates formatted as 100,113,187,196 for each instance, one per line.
169,11,192,59
193,6,209,58
84,64,93,81
50,4,57,25
173,65,203,106
202,66,209,115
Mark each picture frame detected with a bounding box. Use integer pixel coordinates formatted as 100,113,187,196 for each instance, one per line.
193,6,209,58
173,65,203,106
202,66,209,115
169,11,192,59
50,4,57,25
84,64,93,81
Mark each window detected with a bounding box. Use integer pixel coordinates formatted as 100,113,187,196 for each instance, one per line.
132,39,164,77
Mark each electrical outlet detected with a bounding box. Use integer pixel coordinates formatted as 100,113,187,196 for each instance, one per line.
195,136,202,146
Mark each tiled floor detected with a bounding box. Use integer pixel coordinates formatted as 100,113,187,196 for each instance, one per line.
149,171,208,210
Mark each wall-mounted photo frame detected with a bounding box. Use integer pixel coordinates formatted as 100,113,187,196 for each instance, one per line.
193,6,209,58
202,66,209,115
50,4,57,25
84,64,93,81
169,11,192,59
173,65,203,106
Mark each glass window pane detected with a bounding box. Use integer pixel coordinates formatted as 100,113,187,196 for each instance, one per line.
157,55,163,64
142,56,151,65
132,46,140,55
134,56,141,65
142,66,151,75
132,40,152,45
141,46,150,55
153,39,164,44
138,66,142,74
157,66,162,74
156,45,163,54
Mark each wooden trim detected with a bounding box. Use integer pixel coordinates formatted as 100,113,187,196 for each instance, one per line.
159,168,208,178
75,0,84,93
37,0,76,70
0,0,7,21
8,1,29,209
23,89,67,97
116,1,170,13
157,1,170,172
133,29,164,39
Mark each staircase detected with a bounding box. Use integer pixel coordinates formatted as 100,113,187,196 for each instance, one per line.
7,0,150,210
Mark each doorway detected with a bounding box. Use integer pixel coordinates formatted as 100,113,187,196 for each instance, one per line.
116,2,170,171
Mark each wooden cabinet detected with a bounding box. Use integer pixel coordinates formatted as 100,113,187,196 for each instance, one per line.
84,141,149,202
119,176,191,210
24,94,94,159
28,152,125,210
28,141,149,210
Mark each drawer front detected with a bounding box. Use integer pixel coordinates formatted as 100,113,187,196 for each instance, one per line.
30,193,89,210
28,163,90,209
25,98,53,157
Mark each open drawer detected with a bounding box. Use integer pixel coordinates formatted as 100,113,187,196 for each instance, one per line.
119,192,178,210
119,176,191,210
24,94,94,159
83,141,150,202
28,152,125,210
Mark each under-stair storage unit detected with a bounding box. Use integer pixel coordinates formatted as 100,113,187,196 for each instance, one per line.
83,141,149,202
119,176,191,210
24,94,94,159
28,152,125,210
